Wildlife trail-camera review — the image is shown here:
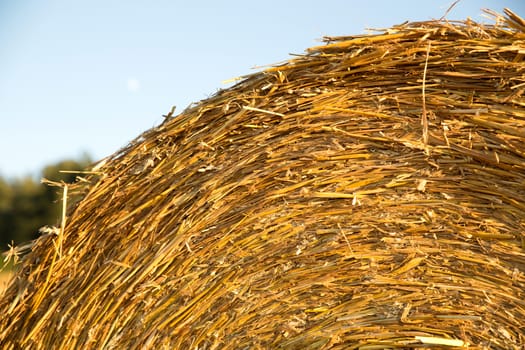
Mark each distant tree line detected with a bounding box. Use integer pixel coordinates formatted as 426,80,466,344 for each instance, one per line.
0,155,92,253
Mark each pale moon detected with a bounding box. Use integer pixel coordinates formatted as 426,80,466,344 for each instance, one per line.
127,78,140,92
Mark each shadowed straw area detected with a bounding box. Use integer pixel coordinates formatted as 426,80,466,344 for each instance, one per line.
1,8,525,350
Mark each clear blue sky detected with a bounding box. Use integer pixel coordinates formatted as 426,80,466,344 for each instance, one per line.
0,0,521,178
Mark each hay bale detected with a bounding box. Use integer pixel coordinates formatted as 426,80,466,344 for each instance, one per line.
1,9,525,349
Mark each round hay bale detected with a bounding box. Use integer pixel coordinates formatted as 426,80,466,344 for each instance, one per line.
1,9,525,349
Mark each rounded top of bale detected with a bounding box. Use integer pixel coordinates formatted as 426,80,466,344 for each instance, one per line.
2,8,525,349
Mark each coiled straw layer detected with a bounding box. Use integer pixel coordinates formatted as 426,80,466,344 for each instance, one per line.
1,8,524,349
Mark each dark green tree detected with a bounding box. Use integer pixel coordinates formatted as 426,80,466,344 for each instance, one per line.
0,154,92,252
